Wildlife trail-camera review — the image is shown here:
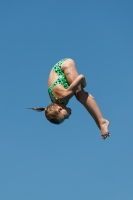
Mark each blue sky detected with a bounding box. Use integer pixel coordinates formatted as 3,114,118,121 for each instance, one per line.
0,0,133,199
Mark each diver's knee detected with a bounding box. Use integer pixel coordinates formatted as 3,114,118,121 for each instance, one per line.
62,58,75,69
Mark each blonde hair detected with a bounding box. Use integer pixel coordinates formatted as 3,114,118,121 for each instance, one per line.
28,103,61,124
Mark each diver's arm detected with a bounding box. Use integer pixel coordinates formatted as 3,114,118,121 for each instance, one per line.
61,74,87,99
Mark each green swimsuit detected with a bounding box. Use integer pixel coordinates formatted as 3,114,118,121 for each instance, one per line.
48,58,70,103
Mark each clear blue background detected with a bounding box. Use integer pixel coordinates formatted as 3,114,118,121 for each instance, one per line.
0,0,133,199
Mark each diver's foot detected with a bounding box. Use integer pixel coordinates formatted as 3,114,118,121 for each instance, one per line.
100,119,110,140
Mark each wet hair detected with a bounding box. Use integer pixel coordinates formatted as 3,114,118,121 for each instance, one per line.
28,103,61,124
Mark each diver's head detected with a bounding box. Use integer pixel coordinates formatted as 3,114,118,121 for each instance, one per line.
28,103,71,124
45,103,71,124
56,104,71,123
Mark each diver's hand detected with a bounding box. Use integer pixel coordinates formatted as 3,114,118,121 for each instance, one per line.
81,77,87,88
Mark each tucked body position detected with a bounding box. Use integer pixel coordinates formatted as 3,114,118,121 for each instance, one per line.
30,58,110,140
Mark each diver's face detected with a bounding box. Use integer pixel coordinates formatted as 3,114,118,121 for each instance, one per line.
57,106,71,123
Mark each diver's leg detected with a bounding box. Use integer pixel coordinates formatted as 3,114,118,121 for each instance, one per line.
76,90,110,139
61,59,110,139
